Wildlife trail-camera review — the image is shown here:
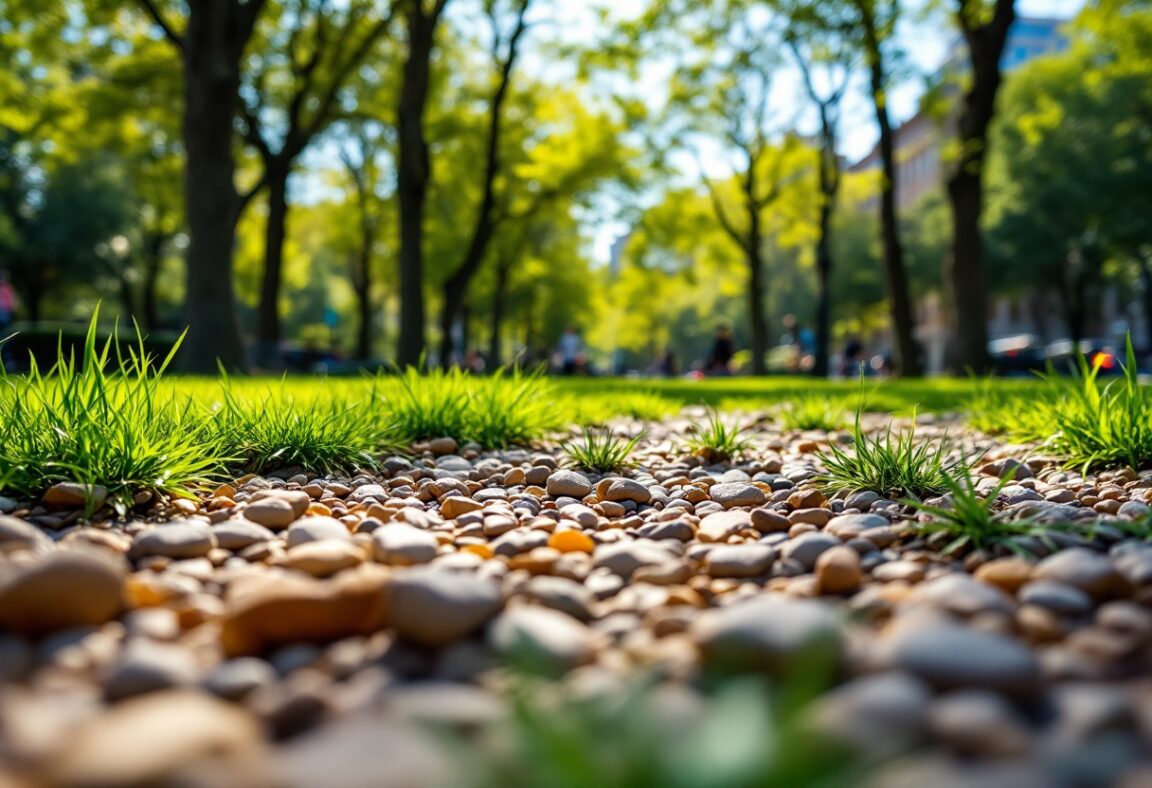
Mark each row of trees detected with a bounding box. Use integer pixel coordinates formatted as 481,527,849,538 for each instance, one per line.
0,0,1149,374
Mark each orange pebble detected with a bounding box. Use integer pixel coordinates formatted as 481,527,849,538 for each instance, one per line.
461,543,494,559
548,530,595,553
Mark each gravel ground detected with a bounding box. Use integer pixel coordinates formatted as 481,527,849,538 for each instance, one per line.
3,411,1152,787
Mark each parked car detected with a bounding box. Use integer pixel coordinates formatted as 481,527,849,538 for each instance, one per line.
987,334,1046,376
1044,339,1122,376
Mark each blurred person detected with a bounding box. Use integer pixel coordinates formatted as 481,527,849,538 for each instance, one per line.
657,348,677,377
840,336,865,378
556,326,584,375
706,325,735,375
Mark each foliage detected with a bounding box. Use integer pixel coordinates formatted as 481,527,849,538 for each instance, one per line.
562,428,644,473
907,471,1042,555
776,394,848,432
1042,338,1152,472
683,406,752,462
454,676,860,788
817,411,965,499
0,313,218,505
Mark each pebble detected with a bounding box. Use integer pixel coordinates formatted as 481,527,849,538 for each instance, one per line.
927,689,1032,756
42,482,108,510
709,482,767,509
371,524,439,566
815,546,862,594
104,641,200,701
704,544,777,578
285,517,352,547
593,541,676,578
282,540,365,578
243,496,299,529
1018,581,1094,616
974,556,1034,593
1033,548,1131,600
546,470,593,499
213,518,277,550
697,510,751,541
128,522,216,560
0,550,124,635
692,596,841,675
389,568,503,648
0,514,53,554
488,606,595,674
604,478,651,504
882,618,1040,696
781,532,841,569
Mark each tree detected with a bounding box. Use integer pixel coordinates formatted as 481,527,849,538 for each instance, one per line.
943,0,1015,372
395,0,451,367
849,0,922,375
436,0,531,368
132,0,267,371
783,7,853,377
239,0,397,365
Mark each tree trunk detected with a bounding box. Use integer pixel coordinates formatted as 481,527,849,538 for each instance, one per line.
25,285,43,324
944,0,1015,374
255,165,289,367
746,198,767,376
1140,258,1152,355
813,199,832,378
488,257,510,368
118,274,136,320
945,166,989,372
141,232,166,331
864,17,921,377
353,242,373,360
394,7,439,369
439,279,464,368
179,1,255,373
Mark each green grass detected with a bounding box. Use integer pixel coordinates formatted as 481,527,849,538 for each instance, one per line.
816,412,966,500
907,471,1044,555
0,313,220,505
453,675,860,788
1040,340,1152,471
683,407,752,462
776,394,848,432
562,427,643,473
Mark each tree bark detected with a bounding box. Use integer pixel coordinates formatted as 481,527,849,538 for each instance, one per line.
141,231,167,331
747,204,767,376
488,257,511,368
813,198,832,378
944,0,1015,373
395,2,445,368
177,0,262,372
861,6,922,377
255,165,289,367
1140,258,1152,354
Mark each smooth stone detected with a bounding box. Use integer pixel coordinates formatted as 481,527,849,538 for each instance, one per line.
805,672,932,754
709,482,767,509
974,557,1034,593
1033,548,1130,600
815,545,862,594
43,482,107,510
704,544,778,578
698,510,751,541
781,532,841,569
128,522,216,560
47,691,265,787
440,496,484,519
825,513,888,540
0,515,53,554
488,606,595,674
104,642,199,702
592,540,677,578
429,437,458,455
242,496,299,529
637,520,696,542
524,575,595,621
213,519,276,550
0,550,124,635
371,523,439,566
909,573,1015,616
1018,581,1094,616
844,490,882,510
692,596,842,675
559,503,598,528
750,508,791,533
883,619,1040,696
389,568,503,648
250,488,311,518
204,657,278,701
546,470,593,499
220,567,390,656
928,689,1032,756
604,478,651,505
282,540,365,578
285,517,351,547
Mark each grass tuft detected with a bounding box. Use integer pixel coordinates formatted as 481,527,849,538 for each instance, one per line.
907,471,1042,555
0,311,220,504
683,407,752,463
562,427,643,473
816,410,964,500
1042,337,1152,471
776,395,848,432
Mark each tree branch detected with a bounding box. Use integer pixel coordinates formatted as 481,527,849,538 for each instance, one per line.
135,0,184,51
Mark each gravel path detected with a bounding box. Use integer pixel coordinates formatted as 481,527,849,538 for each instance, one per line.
2,413,1152,786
